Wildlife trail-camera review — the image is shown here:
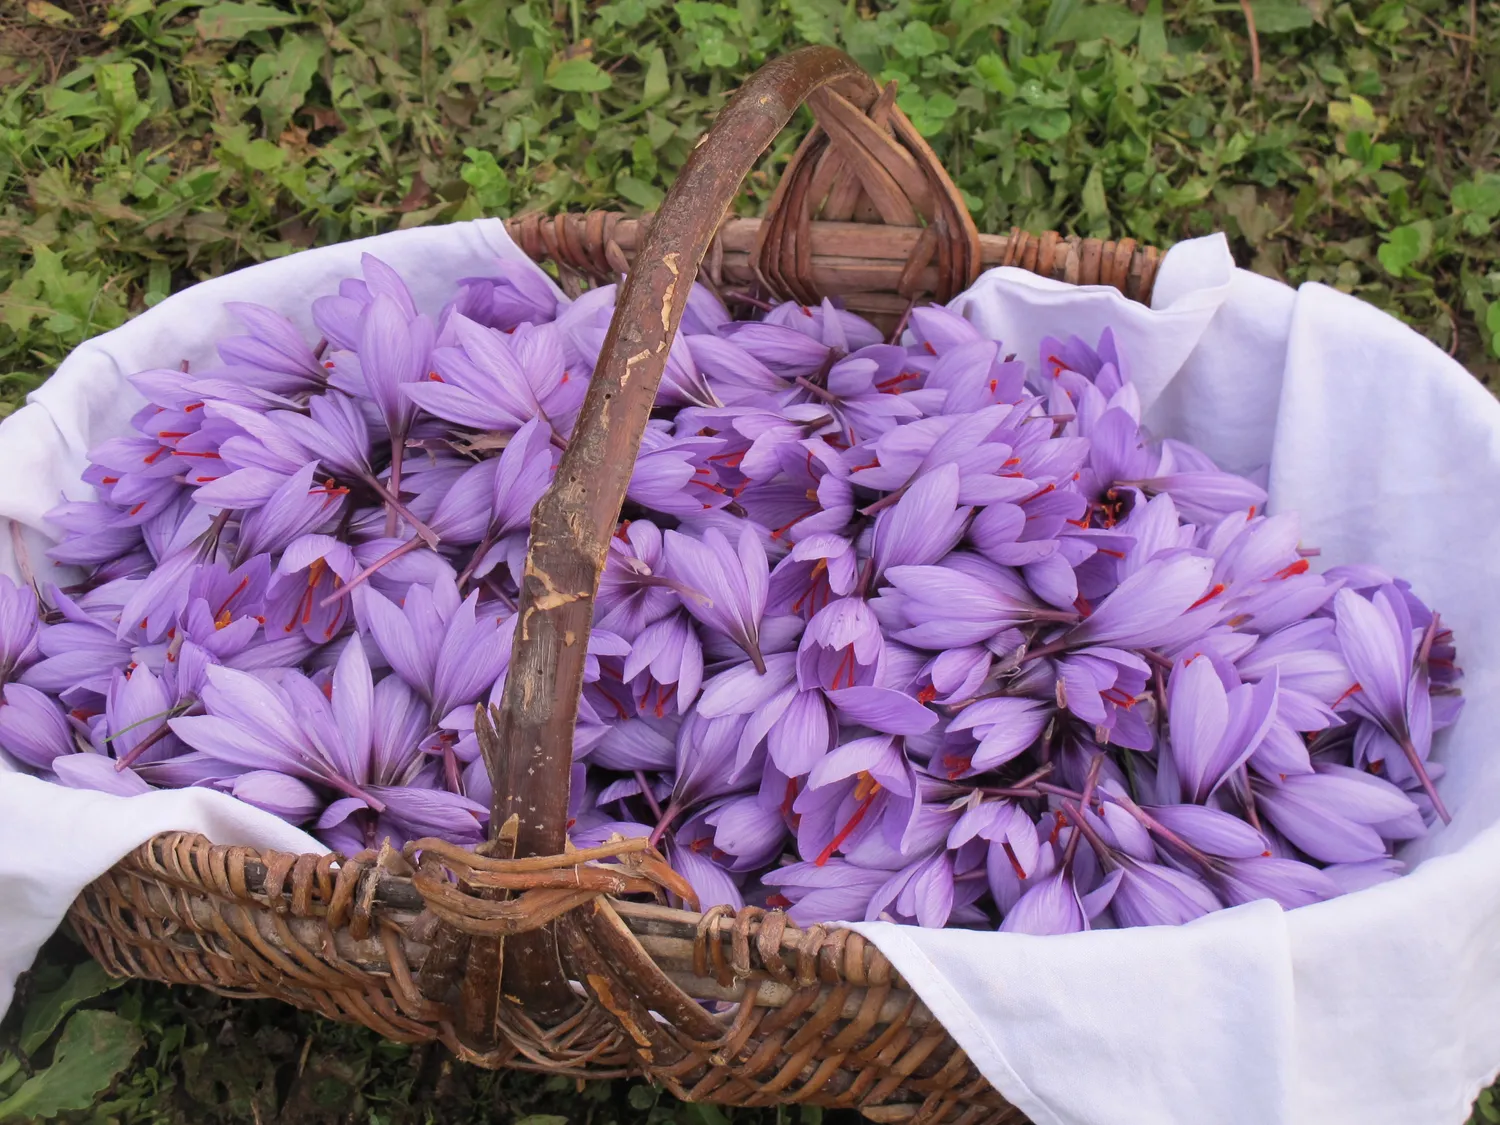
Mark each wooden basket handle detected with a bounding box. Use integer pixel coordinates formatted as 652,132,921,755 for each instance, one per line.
485,46,881,1016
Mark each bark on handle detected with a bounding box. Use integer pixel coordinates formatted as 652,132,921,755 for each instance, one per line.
486,47,877,1019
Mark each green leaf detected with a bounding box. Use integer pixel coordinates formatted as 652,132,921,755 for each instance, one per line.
1054,4,1139,46
1453,177,1500,219
257,33,323,137
892,21,946,59
513,1117,569,1125
1376,220,1432,277
25,1,74,26
461,148,511,210
641,47,669,105
19,962,123,1056
1081,166,1108,224
0,1011,142,1121
546,57,612,93
626,1083,657,1110
1487,304,1500,360
194,2,304,40
684,1106,730,1125
1040,0,1081,45
973,53,1017,97
1250,0,1315,34
615,173,664,210
1139,0,1168,60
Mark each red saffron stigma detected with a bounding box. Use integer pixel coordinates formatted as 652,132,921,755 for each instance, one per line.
814,790,878,866
1188,583,1226,609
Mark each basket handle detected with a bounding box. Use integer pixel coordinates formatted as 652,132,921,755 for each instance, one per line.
484,46,883,1017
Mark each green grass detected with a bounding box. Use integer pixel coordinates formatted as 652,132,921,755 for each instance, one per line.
1,0,1499,1120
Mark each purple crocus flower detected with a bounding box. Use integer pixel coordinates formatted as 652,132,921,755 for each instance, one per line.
0,575,40,683
794,734,914,867
878,558,1073,649
767,532,859,620
1000,867,1088,935
946,697,1052,775
702,792,788,872
52,752,153,797
870,464,971,579
22,586,137,698
628,427,734,518
949,798,1042,888
212,303,326,394
865,850,986,928
1166,657,1279,803
0,683,74,769
622,610,703,717
763,859,893,925
354,574,510,719
797,597,883,691
1254,764,1423,863
447,262,562,331
664,526,768,671
596,521,681,639
1333,586,1450,821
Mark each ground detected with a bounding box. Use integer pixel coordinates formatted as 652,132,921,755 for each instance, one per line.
0,0,1497,1121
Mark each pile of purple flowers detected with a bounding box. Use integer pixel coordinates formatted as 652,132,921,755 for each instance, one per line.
0,253,1464,934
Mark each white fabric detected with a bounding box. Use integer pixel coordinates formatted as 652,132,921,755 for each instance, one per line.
852,239,1500,1125
1,222,1497,1125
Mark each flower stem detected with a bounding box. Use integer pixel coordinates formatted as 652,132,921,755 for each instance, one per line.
320,536,424,606
647,801,684,848
1398,734,1452,824
362,472,439,549
113,723,172,771
635,770,664,822
456,532,496,591
384,441,405,539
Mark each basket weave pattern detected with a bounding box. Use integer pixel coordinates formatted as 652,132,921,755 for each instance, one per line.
66,48,1164,1125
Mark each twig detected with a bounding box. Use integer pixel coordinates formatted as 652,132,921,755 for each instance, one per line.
1238,0,1262,85
1466,0,1478,88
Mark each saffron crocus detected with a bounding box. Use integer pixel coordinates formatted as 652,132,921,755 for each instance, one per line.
1000,867,1088,935
1166,658,1279,803
448,263,563,331
798,597,883,691
0,575,40,683
949,798,1042,885
212,303,326,393
880,559,1071,649
25,271,1465,934
22,587,136,697
1059,553,1218,651
596,521,681,639
794,734,914,866
870,464,971,579
664,526,769,671
354,575,510,720
702,793,788,872
1254,764,1424,863
622,610,703,717
264,535,357,645
767,532,859,620
1333,586,1450,821
946,697,1051,773
628,427,734,518
0,683,73,769
763,859,893,925
666,821,744,911
52,752,154,797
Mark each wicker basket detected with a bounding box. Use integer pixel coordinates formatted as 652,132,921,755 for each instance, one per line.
67,48,1170,1125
